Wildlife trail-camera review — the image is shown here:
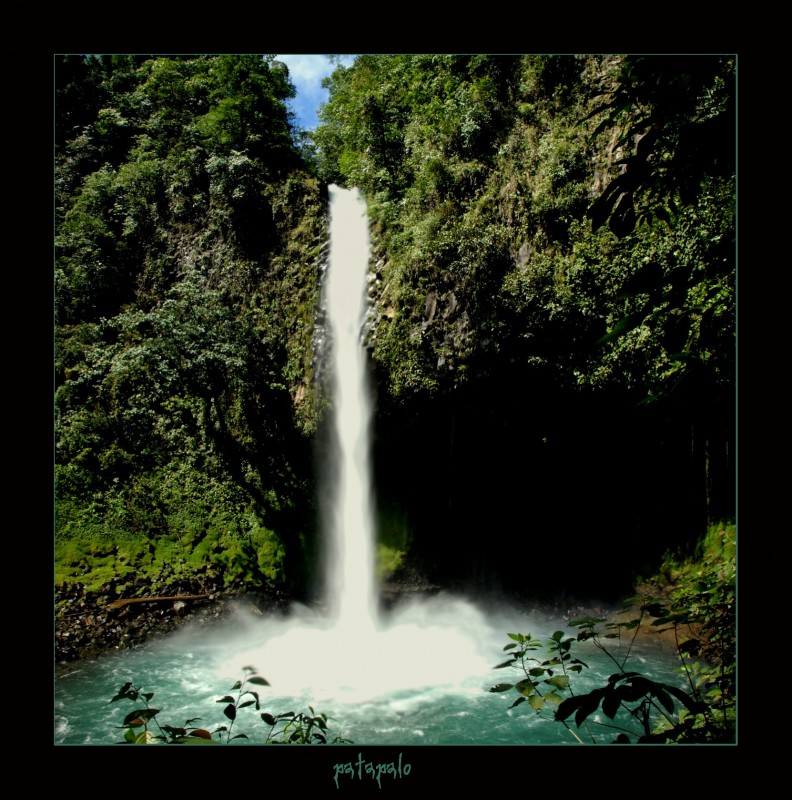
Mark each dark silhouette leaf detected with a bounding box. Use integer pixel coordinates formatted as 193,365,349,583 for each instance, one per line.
555,695,587,722
494,658,516,669
223,703,236,721
489,683,514,693
602,690,621,719
123,708,159,726
663,685,700,713
652,687,675,714
247,676,270,686
509,696,527,709
216,695,235,703
619,677,652,702
262,713,276,726
575,693,603,727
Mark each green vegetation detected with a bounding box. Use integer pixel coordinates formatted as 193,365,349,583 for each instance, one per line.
491,521,735,742
110,668,349,744
56,55,325,595
57,55,735,644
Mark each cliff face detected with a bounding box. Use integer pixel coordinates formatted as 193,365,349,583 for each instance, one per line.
318,54,736,592
55,55,735,601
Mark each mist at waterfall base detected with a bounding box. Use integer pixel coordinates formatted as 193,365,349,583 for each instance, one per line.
55,187,681,746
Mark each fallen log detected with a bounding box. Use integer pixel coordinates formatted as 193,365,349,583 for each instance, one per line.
106,594,210,610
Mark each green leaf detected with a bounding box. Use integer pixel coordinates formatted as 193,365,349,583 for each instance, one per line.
507,633,525,642
503,643,518,651
528,694,545,711
551,631,564,642
568,616,606,628
544,692,563,705
247,676,270,686
223,704,236,721
529,667,546,677
489,683,514,693
515,679,536,697
546,675,570,691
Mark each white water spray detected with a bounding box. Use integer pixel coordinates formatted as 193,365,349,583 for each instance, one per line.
323,185,378,635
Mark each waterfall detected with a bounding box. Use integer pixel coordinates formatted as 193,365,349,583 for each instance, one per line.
323,184,378,633
217,183,495,706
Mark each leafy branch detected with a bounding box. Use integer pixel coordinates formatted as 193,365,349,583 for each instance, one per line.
110,667,350,745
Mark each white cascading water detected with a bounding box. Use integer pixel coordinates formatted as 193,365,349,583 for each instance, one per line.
323,184,378,636
220,184,494,706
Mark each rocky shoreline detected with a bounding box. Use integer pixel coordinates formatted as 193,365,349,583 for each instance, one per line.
55,572,293,667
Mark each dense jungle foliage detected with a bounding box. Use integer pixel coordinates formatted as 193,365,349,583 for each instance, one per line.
55,54,735,604
55,54,327,594
315,54,735,595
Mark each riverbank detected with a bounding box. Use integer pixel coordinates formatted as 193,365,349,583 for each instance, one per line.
55,572,292,666
55,563,679,669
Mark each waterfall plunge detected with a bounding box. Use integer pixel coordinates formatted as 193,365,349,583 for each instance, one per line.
323,185,378,636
